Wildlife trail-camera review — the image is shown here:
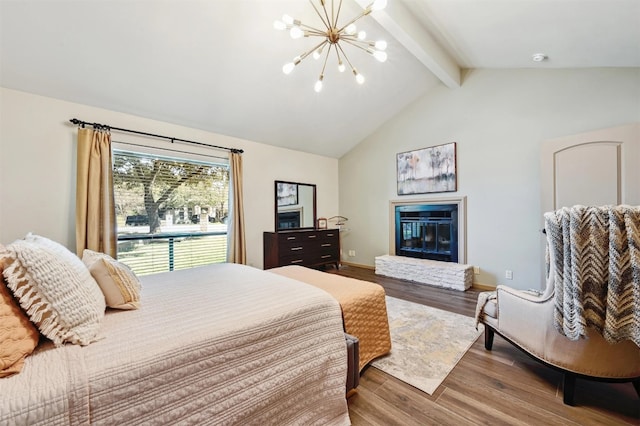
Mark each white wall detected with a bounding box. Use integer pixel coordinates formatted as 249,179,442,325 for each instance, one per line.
0,88,339,268
339,68,640,290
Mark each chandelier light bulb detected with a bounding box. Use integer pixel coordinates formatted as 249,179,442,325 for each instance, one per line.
345,24,357,35
373,50,387,62
282,62,295,75
314,79,323,93
289,27,304,39
313,47,323,60
358,31,367,40
273,20,286,30
375,40,387,50
338,62,346,72
355,72,365,85
282,14,294,25
370,0,388,11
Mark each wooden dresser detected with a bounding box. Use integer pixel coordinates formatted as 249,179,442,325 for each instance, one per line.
263,229,340,269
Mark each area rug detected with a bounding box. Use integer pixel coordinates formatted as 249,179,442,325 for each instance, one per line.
370,296,483,395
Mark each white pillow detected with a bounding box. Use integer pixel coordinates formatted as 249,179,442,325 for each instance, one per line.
82,249,141,310
1,235,105,346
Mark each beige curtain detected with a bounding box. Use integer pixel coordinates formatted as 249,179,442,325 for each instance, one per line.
75,127,117,257
227,151,246,264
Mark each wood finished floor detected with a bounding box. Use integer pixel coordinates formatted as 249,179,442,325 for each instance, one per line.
329,265,640,426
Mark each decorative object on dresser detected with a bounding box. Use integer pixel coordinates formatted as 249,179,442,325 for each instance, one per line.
317,217,328,229
264,229,340,269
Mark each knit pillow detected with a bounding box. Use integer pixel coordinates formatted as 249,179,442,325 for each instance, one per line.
0,253,40,377
23,234,106,316
82,249,141,310
1,236,105,346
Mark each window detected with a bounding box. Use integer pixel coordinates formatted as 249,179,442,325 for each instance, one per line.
112,149,229,275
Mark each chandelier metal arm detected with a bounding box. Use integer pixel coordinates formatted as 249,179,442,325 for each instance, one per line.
333,0,344,29
302,28,330,37
336,9,369,34
297,22,329,34
341,38,372,52
298,39,330,62
335,42,356,73
310,0,331,31
334,42,343,63
320,44,331,76
340,35,376,47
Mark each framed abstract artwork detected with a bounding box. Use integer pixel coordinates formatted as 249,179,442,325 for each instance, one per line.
397,142,457,195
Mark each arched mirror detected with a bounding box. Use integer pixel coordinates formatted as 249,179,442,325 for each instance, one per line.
275,180,317,231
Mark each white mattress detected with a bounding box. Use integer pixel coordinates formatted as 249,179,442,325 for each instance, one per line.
0,263,350,425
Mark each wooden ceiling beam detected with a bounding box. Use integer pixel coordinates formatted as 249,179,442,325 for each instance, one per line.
354,0,461,88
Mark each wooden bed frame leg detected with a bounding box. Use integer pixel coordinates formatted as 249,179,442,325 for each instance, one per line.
563,373,576,406
484,327,494,350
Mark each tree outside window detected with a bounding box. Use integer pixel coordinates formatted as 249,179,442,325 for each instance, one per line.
112,150,229,275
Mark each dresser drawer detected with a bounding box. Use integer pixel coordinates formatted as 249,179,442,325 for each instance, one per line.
318,230,339,241
278,232,324,244
278,240,316,254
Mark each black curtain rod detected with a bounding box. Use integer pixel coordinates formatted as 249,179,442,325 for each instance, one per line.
69,118,244,154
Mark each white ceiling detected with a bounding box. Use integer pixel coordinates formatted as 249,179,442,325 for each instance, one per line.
1,0,638,158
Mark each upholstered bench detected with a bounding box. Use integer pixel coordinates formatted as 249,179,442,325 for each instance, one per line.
269,265,392,371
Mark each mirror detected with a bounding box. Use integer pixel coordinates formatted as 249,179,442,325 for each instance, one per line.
275,180,317,231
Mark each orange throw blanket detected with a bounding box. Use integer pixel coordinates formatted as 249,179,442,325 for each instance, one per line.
269,266,392,371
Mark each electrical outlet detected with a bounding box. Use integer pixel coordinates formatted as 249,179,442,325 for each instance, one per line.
348,250,356,257
473,266,480,275
505,270,513,280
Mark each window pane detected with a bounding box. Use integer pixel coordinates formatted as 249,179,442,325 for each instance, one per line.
113,149,229,275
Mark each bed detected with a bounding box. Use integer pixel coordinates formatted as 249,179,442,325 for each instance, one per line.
0,262,351,425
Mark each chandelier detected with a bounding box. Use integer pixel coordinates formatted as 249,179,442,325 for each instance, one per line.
274,0,388,92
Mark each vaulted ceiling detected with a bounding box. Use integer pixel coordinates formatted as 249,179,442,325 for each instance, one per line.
1,0,638,158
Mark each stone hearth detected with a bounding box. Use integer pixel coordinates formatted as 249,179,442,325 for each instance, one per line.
375,255,472,291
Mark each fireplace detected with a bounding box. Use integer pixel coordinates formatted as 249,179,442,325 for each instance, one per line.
395,204,458,262
389,197,466,264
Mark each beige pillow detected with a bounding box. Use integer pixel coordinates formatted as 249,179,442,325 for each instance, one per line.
2,236,105,346
82,249,141,310
0,253,40,377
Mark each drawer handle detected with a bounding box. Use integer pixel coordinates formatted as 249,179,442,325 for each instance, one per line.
287,236,296,240
321,255,332,259
308,235,317,239
327,233,334,237
290,246,303,251
290,259,304,264
321,243,332,247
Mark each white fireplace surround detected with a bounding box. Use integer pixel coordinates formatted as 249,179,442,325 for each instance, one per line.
388,196,467,264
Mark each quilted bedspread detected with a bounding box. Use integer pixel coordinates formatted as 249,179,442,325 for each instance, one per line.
0,263,350,426
269,266,392,371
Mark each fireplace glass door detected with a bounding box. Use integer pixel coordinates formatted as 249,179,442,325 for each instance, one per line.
395,204,458,262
